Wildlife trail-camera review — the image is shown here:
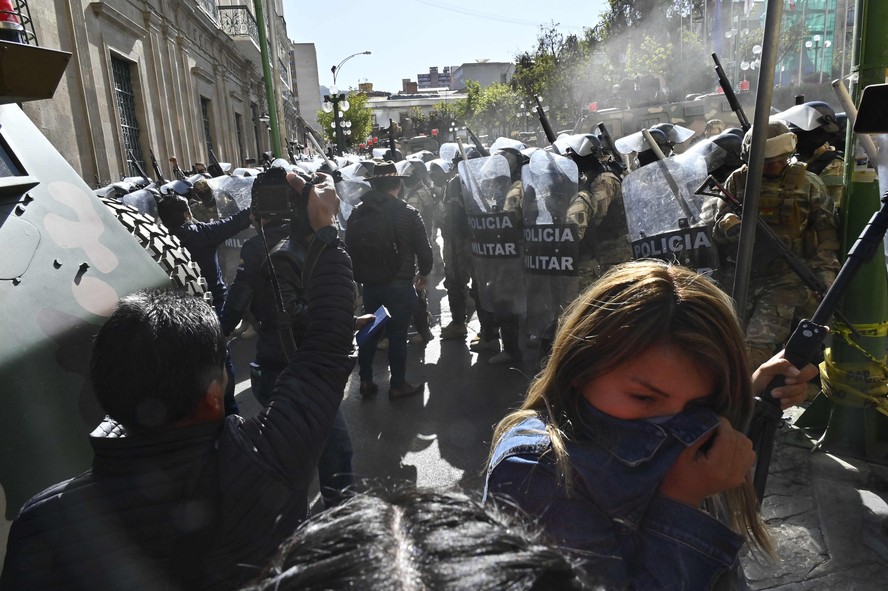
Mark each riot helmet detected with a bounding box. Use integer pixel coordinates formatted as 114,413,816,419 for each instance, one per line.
650,122,695,148
740,121,797,164
636,128,669,167
489,137,526,152
383,148,403,162
773,101,840,157
553,133,605,176
270,158,292,170
496,146,528,181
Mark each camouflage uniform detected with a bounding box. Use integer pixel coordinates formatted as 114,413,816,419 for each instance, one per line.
797,143,845,209
403,183,436,342
566,171,632,291
441,175,475,327
490,179,524,358
713,162,840,367
405,184,437,245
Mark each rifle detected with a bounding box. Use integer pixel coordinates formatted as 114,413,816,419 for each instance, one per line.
148,148,165,184
696,174,854,330
712,53,751,133
597,122,625,175
127,149,150,184
168,156,187,180
747,192,888,502
208,149,225,177
534,96,557,144
465,125,490,157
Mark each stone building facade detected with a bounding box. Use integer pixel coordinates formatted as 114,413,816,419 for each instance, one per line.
24,0,297,185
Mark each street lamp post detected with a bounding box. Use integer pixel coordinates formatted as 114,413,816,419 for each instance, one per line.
804,34,831,83
518,103,533,133
325,50,371,156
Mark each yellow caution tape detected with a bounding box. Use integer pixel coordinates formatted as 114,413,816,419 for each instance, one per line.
820,347,888,416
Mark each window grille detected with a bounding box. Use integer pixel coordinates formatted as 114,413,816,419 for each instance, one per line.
110,55,144,177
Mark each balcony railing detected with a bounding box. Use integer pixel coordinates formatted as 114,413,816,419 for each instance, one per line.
218,5,259,47
195,0,219,23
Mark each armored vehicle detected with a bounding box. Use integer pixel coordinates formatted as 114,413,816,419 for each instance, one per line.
0,30,205,563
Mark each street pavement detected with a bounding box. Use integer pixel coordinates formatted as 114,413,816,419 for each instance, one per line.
229,266,888,589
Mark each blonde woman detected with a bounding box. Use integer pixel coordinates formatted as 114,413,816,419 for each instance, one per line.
485,260,815,590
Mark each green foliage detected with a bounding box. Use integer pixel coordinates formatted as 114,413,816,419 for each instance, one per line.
316,91,373,148
468,83,522,139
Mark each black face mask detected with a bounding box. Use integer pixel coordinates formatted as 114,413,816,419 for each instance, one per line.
637,150,659,167
795,127,830,157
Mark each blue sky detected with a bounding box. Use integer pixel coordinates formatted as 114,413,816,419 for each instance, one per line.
283,0,610,94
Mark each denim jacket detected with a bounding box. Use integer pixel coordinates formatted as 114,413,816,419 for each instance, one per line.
484,402,747,591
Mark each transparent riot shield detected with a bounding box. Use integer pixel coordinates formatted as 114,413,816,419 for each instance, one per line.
458,154,526,316
521,150,580,337
206,175,256,283
439,142,460,165
335,177,371,228
207,175,255,217
121,188,159,219
622,151,719,276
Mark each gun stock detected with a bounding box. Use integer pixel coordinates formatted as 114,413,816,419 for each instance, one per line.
712,53,751,133
465,125,490,157
597,123,625,175
535,96,557,144
148,148,165,184
127,149,150,183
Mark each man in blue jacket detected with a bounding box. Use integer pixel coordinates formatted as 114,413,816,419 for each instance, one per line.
157,188,253,415
0,175,355,590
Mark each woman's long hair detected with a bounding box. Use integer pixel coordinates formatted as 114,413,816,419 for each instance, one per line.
488,259,773,554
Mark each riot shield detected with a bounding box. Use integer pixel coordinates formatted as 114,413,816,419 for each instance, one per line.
341,161,375,179
396,159,431,187
439,142,460,165
335,177,371,228
621,151,719,276
458,154,526,316
521,150,580,337
121,188,159,219
207,175,255,217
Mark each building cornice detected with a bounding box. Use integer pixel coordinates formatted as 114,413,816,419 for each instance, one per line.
90,2,147,38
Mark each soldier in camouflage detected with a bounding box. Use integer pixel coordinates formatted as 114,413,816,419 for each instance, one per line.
562,136,632,291
712,121,841,368
402,166,436,343
483,147,525,365
439,149,481,340
778,101,846,209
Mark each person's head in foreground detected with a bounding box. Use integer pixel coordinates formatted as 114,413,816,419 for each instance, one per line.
240,488,601,591
493,259,773,554
91,288,227,433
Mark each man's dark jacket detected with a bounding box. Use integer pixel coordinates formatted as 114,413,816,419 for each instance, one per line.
357,189,433,283
172,208,252,313
0,234,356,590
220,221,304,370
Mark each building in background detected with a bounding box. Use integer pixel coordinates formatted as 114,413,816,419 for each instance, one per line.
24,0,300,184
288,42,321,146
450,61,514,90
417,66,451,89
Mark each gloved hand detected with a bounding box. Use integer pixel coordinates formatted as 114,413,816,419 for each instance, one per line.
717,213,742,241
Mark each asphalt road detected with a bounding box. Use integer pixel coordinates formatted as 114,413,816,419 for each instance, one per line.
228,268,536,507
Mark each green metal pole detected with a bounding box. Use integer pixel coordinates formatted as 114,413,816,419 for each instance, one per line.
253,0,282,158
796,0,888,457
